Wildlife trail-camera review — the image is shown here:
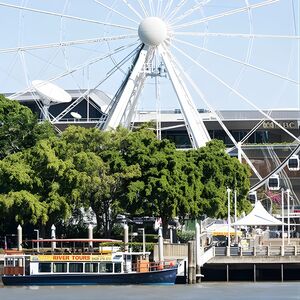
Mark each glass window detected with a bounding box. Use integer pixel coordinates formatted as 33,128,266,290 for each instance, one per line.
53,263,67,273
69,263,83,273
85,263,98,273
114,263,121,273
99,262,113,273
39,263,51,273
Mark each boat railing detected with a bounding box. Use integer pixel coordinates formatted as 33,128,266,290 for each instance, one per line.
131,260,176,273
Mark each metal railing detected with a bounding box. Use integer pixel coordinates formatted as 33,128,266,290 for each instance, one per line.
214,245,300,257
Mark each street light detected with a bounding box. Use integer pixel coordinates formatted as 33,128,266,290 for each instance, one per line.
138,228,146,257
34,229,39,253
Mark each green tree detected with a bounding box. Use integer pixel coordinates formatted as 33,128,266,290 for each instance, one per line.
0,95,56,159
188,139,252,219
119,128,203,232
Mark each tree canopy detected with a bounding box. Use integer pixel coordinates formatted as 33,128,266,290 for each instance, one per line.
0,96,252,237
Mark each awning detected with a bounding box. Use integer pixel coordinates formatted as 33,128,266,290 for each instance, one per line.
206,224,242,236
232,201,283,226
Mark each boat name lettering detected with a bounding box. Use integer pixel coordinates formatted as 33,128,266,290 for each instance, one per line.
30,254,112,262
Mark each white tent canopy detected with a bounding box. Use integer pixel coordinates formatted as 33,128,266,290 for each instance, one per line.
233,201,283,226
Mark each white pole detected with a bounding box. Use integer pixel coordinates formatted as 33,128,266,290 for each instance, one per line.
281,189,285,256
124,224,129,252
34,229,39,253
227,188,231,256
234,189,237,244
195,222,201,271
169,227,173,244
17,225,22,251
158,227,164,263
142,228,146,257
51,224,56,251
88,224,93,248
237,142,242,163
287,189,290,245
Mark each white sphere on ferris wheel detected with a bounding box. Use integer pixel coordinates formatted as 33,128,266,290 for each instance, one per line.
138,17,168,46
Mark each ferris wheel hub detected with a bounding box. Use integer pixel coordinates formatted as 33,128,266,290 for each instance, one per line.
138,17,168,46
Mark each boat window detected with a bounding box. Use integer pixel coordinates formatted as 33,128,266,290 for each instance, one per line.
99,262,113,273
5,258,14,266
69,263,83,273
85,263,98,273
39,263,51,273
114,263,121,273
53,263,67,273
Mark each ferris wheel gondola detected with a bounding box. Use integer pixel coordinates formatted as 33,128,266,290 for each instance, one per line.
268,174,280,191
288,155,300,171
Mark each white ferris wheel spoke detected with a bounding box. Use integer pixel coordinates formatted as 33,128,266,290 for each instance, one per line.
137,0,149,17
161,0,174,19
171,43,300,144
173,38,299,84
93,0,139,25
0,2,136,31
175,32,300,40
173,0,279,29
170,0,210,25
0,35,138,54
166,45,262,180
166,0,188,22
9,42,138,100
148,0,155,16
122,0,143,20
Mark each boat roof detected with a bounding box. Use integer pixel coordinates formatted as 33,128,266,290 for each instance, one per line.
30,238,122,243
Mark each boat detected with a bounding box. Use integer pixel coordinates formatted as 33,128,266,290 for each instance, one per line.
1,238,177,286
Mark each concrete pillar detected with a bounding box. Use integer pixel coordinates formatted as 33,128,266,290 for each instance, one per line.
88,224,93,248
17,225,22,251
281,264,284,282
188,241,196,284
124,224,129,252
51,224,56,251
253,264,256,282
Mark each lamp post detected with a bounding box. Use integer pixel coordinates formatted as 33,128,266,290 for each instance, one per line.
227,188,231,256
138,228,146,257
34,229,39,253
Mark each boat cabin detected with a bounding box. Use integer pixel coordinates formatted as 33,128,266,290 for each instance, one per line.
4,252,151,276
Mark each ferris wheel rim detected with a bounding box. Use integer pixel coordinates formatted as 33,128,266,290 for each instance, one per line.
1,0,299,197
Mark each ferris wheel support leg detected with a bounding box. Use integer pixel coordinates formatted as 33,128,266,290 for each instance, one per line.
158,45,210,149
103,45,150,130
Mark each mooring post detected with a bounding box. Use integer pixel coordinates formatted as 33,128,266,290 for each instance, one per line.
51,224,56,252
88,224,93,249
17,224,22,251
188,241,196,284
124,224,129,252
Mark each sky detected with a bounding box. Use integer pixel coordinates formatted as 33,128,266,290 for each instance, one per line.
0,0,299,112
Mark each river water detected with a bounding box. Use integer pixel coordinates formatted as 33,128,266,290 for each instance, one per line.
0,282,299,300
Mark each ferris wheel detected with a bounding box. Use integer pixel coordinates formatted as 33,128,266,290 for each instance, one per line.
0,0,299,196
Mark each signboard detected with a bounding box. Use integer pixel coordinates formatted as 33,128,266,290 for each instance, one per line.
30,254,112,262
262,121,297,129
